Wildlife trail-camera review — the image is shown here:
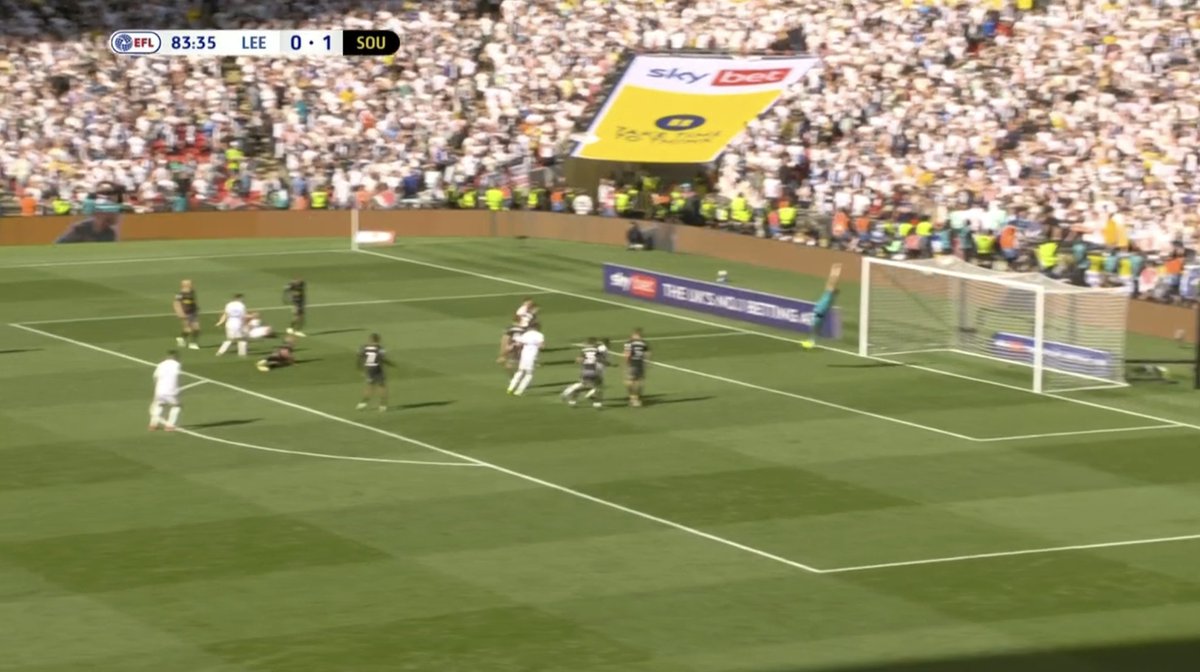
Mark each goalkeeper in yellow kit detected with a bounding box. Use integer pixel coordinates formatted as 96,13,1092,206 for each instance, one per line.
802,263,842,350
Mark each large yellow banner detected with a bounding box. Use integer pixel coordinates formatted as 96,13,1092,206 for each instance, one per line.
573,55,821,164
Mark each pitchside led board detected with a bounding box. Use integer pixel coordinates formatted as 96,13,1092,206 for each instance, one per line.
573,55,821,164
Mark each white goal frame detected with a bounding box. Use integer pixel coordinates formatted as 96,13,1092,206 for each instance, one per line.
858,257,1129,394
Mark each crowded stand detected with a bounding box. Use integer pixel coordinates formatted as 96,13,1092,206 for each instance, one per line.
0,0,1196,302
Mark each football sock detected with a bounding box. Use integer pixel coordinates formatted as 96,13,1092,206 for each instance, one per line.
149,403,163,426
166,406,181,428
515,373,533,395
507,371,523,393
562,383,583,399
217,340,231,355
237,340,247,357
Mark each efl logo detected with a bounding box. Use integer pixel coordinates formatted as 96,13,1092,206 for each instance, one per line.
110,31,161,54
630,274,659,299
655,114,706,132
712,68,791,86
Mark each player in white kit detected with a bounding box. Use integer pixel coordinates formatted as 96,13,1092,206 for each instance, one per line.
215,293,249,357
149,350,183,431
506,322,544,396
515,299,538,329
245,312,275,340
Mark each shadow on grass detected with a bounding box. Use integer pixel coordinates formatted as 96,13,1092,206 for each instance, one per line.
761,636,1200,672
397,400,454,411
305,328,364,337
189,419,262,429
0,348,42,355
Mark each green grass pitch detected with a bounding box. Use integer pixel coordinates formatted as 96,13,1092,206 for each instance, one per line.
1,236,1198,672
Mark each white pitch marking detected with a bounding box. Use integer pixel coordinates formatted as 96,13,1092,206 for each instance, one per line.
18,291,548,326
0,248,348,270
175,428,483,467
179,380,209,392
357,249,1200,433
652,361,979,442
816,533,1200,574
972,424,1184,443
13,323,824,575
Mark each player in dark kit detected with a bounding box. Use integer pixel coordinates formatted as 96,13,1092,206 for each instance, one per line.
255,336,296,372
498,321,525,371
357,333,390,412
624,329,651,407
173,279,201,350
561,337,605,408
283,277,307,337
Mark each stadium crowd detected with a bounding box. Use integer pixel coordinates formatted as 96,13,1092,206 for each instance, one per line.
0,0,1196,301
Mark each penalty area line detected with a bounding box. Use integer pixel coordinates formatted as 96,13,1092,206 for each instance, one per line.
174,428,484,467
816,532,1200,574
12,322,825,575
971,424,1185,443
179,380,209,392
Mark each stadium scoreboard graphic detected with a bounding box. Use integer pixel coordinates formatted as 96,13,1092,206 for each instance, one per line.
108,30,400,57
574,55,821,163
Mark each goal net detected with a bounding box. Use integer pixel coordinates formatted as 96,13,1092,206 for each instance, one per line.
859,257,1130,393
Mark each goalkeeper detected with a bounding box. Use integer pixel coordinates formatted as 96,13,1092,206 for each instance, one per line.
802,263,842,350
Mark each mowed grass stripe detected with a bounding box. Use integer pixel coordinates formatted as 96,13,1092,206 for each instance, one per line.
6,238,1200,672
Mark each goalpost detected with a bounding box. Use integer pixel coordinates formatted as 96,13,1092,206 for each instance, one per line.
859,257,1130,394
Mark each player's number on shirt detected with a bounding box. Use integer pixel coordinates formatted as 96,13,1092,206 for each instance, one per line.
365,351,378,366
583,351,597,364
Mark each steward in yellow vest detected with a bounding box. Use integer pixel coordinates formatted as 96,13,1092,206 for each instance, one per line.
52,198,72,215
731,195,750,223
310,189,328,209
485,187,504,211
615,191,631,215
1038,241,1059,271
777,203,797,231
459,189,477,209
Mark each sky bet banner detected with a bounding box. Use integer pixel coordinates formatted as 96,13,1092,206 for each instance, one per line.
574,55,821,163
990,332,1116,379
603,264,841,338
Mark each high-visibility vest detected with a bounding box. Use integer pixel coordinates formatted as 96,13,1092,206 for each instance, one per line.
1038,241,1059,269
778,206,797,227
310,190,328,209
52,199,71,215
615,192,630,213
485,188,504,211
898,222,914,237
460,190,477,209
975,233,995,255
701,200,716,220
527,189,541,209
731,197,750,222
916,220,933,236
225,148,243,170
669,191,683,213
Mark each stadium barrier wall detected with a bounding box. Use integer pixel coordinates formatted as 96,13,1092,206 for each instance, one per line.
2,210,1193,343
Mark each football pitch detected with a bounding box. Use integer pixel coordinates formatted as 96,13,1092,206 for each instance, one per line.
1,236,1198,672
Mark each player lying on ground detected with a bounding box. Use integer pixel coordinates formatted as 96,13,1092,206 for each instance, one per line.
507,321,545,396
256,337,296,372
802,263,842,350
173,279,201,350
498,320,525,371
149,350,183,431
357,333,391,412
625,329,651,407
246,312,276,340
561,337,607,408
283,277,307,337
215,293,249,357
